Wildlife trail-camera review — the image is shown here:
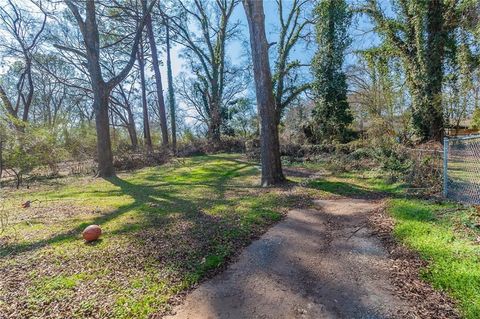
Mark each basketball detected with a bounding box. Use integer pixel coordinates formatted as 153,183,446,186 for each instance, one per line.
82,225,102,242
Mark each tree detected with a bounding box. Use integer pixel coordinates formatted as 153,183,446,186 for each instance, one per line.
164,15,177,153
58,0,156,177
272,0,312,125
311,0,352,142
110,77,139,150
0,0,47,129
143,0,169,146
137,36,153,152
243,0,285,186
169,0,240,144
361,0,458,141
228,98,257,137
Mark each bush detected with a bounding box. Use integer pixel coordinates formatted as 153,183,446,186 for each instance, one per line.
113,152,169,171
1,125,67,187
471,108,480,130
64,124,97,160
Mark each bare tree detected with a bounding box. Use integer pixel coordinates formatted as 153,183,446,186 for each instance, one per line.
58,0,156,177
272,0,312,125
169,0,240,144
110,79,139,150
243,0,285,186
137,36,153,152
143,0,169,146
164,14,177,153
0,0,47,129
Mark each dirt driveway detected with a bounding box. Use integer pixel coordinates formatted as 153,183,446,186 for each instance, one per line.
165,198,417,319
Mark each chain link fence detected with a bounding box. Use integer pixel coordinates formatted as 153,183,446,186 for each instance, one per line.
443,134,480,204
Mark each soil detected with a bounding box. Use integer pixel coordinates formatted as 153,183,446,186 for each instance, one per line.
165,199,419,319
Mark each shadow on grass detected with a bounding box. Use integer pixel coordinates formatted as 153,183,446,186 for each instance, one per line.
305,178,405,199
0,157,259,259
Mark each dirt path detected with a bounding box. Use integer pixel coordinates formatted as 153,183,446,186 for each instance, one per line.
165,199,413,319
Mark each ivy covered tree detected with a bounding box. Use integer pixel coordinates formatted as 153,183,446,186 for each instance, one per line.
361,0,459,141
311,0,353,142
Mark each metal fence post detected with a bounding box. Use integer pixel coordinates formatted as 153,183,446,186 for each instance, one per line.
443,137,449,198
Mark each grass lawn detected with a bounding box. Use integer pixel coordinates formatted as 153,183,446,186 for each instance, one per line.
2,154,480,318
0,154,308,318
387,198,480,319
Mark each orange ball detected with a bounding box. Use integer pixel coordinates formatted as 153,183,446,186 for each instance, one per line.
82,225,102,242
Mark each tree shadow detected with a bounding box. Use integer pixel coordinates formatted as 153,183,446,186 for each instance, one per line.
0,158,259,259
305,178,405,200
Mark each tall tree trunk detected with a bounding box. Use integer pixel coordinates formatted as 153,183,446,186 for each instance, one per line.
144,3,169,146
94,87,115,177
243,0,285,186
165,19,177,153
0,139,3,181
110,108,116,146
138,42,153,153
426,0,446,141
22,58,34,122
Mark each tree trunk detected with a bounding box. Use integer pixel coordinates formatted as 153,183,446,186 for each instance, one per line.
243,0,285,186
145,5,169,146
138,42,153,153
22,58,34,123
425,0,446,141
165,19,177,154
94,88,115,177
126,108,139,150
208,104,222,145
0,139,3,181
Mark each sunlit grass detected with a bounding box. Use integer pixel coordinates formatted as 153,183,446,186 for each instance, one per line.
0,154,293,318
387,199,480,318
4,154,479,318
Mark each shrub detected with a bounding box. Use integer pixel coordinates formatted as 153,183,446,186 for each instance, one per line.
64,124,97,160
1,125,67,187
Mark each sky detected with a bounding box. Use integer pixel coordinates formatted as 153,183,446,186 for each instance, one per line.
0,0,379,85
0,0,380,126
162,0,379,89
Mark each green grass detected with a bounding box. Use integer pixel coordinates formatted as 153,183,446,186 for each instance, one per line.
300,171,405,199
387,199,480,318
0,154,301,319
4,154,480,318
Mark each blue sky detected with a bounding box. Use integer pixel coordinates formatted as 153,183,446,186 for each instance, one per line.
160,0,381,126
164,0,379,83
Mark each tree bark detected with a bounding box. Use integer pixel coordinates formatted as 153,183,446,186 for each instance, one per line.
243,0,285,186
94,86,115,177
0,139,3,182
144,2,169,146
208,104,222,144
126,108,139,150
425,0,446,140
165,18,177,153
138,41,153,153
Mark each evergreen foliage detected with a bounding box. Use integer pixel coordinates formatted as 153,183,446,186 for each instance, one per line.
311,0,353,142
